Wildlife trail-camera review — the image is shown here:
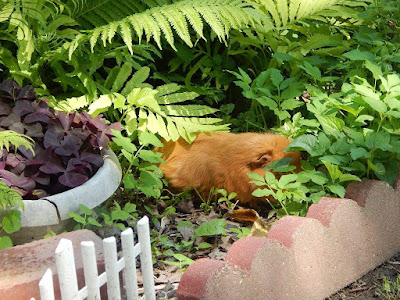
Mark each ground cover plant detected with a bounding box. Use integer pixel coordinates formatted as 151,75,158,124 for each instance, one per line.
1,0,400,296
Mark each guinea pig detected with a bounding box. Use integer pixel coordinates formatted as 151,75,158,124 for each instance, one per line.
155,132,301,206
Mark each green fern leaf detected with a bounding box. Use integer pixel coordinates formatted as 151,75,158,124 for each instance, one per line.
0,130,34,153
156,83,182,96
162,7,193,47
152,11,175,48
121,66,151,95
161,105,218,117
157,91,199,104
54,94,92,112
178,6,204,40
112,62,133,92
119,21,133,54
66,0,264,55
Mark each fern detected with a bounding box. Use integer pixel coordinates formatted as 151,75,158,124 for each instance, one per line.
250,0,369,28
63,0,265,55
0,130,34,153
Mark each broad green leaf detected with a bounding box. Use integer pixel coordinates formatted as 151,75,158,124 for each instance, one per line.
123,174,137,190
247,173,265,182
2,210,21,234
88,217,103,227
338,174,361,183
256,97,277,109
364,60,382,80
138,131,163,147
197,242,212,249
269,69,284,88
0,236,13,250
350,147,369,160
278,174,298,189
326,184,346,198
194,219,226,237
343,49,374,61
281,99,303,110
111,130,137,154
363,97,387,113
123,203,137,213
111,210,131,221
299,61,321,80
138,150,164,163
252,188,274,197
79,204,92,215
316,115,344,138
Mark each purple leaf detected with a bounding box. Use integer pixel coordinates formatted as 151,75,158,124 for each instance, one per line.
24,112,50,124
39,156,65,174
9,122,24,134
0,79,19,98
44,126,64,149
54,135,81,156
0,170,36,191
17,85,36,100
80,152,103,167
0,102,11,115
13,100,34,116
59,172,88,188
1,113,21,127
57,111,74,131
25,123,43,138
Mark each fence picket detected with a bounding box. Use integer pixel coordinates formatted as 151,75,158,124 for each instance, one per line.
81,241,101,300
55,239,79,300
34,217,156,300
137,216,156,300
121,228,139,300
103,236,121,300
39,269,55,300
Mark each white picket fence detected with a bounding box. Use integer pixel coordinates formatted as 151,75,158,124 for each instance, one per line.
33,216,156,300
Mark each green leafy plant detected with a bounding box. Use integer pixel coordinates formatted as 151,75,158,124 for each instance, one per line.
112,130,164,199
0,129,33,249
229,67,306,129
67,202,139,232
376,274,400,299
248,157,361,217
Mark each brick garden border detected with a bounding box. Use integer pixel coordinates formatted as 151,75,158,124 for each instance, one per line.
177,176,400,300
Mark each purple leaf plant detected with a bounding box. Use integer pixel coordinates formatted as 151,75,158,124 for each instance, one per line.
0,80,121,199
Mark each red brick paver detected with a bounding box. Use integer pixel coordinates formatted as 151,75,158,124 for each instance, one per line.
0,230,104,300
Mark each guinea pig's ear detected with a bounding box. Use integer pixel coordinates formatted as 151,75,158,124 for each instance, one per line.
249,151,273,169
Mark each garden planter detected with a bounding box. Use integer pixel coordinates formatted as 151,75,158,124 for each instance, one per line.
6,149,121,245
177,174,400,300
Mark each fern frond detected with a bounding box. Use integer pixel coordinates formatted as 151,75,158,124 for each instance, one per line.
0,130,34,153
251,0,369,28
67,0,265,55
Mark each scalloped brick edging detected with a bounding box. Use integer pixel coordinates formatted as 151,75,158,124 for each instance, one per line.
177,178,400,300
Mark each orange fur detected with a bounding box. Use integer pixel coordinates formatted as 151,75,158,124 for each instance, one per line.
155,132,301,206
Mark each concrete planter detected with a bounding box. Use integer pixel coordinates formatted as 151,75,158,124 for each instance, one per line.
7,149,122,245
